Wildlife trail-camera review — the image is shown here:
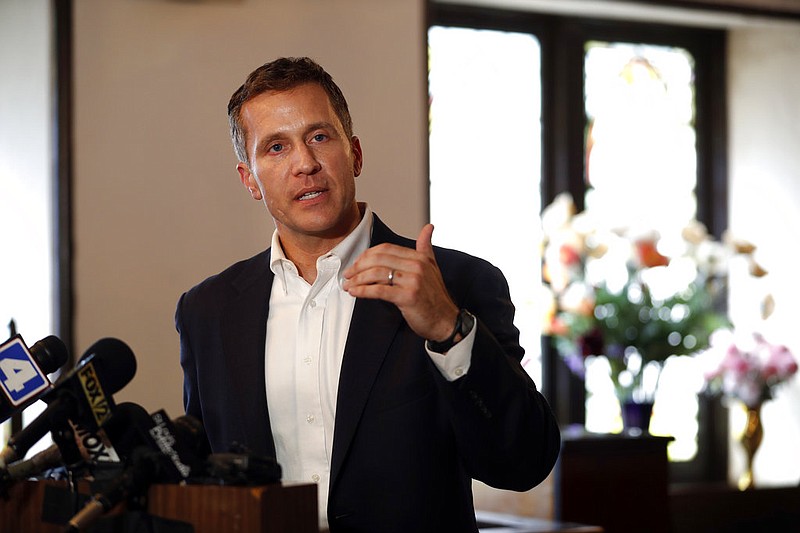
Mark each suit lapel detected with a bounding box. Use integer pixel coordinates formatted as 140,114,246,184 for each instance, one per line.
329,215,409,487
330,296,403,487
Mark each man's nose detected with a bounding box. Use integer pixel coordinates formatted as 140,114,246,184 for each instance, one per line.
292,144,321,176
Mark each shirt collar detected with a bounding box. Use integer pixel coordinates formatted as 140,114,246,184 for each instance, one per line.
269,203,374,292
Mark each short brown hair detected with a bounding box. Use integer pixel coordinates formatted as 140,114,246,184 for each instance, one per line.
227,57,354,163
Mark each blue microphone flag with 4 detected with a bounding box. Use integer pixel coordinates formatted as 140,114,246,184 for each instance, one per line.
0,336,50,406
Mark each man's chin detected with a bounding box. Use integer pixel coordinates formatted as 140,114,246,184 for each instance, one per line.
279,217,360,242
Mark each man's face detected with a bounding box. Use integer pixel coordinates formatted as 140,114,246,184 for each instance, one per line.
237,83,363,247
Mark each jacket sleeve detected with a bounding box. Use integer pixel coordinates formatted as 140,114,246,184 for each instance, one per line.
175,291,203,427
437,254,561,491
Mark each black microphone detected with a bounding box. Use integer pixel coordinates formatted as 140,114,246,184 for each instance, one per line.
147,410,205,482
29,335,70,374
64,408,209,532
0,335,69,422
1,402,163,488
0,402,165,496
95,402,156,462
0,338,136,467
97,402,195,478
1,417,127,487
203,452,282,485
64,446,160,533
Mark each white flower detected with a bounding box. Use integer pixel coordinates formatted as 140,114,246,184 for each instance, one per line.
559,281,596,316
681,219,709,245
541,192,576,238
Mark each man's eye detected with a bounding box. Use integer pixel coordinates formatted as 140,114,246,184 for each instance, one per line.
312,134,327,142
268,143,283,153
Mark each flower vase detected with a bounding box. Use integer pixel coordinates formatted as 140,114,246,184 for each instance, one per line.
737,402,763,491
620,399,654,434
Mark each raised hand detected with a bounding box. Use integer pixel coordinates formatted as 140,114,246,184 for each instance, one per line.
342,224,459,344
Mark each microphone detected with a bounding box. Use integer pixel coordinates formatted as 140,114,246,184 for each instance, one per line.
64,408,209,532
0,338,136,468
0,418,125,487
147,409,206,482
64,446,160,533
2,444,63,482
96,402,155,462
0,335,69,422
0,403,157,492
98,403,199,481
203,451,282,485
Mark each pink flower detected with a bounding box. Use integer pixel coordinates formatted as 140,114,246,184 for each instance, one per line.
765,344,798,380
700,330,798,407
719,345,750,378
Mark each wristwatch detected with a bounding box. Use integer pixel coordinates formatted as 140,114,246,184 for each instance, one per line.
426,309,475,354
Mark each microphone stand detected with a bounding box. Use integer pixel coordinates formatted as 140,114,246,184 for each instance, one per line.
7,319,23,437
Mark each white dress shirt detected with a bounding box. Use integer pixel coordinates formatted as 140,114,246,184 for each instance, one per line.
263,205,475,527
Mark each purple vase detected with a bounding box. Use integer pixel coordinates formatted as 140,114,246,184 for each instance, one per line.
621,400,654,433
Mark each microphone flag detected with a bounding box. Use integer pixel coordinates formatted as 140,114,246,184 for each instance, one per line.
0,336,51,411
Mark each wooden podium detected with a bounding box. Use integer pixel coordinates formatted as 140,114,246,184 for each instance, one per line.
0,480,318,532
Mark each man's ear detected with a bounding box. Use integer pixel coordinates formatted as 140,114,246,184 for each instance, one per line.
351,136,363,177
237,162,262,200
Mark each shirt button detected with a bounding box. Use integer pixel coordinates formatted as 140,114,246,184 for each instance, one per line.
306,413,315,424
311,474,320,482
454,367,464,377
309,300,317,308
303,356,312,365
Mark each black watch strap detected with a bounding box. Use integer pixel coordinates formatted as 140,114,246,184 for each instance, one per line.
426,309,475,354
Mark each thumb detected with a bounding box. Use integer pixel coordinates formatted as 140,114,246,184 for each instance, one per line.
416,223,435,257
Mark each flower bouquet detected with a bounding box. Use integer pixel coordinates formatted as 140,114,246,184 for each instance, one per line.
700,330,797,408
697,330,797,489
540,192,762,406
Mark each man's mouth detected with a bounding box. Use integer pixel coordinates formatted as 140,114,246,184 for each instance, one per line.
298,190,324,201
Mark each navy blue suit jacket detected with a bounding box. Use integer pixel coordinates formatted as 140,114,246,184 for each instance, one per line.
176,215,560,533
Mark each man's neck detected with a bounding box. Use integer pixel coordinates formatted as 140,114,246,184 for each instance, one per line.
280,239,334,283
277,204,365,283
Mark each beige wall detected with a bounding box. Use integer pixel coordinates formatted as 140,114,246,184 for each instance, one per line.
73,0,427,415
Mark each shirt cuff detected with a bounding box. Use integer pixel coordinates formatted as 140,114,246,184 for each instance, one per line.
426,321,476,382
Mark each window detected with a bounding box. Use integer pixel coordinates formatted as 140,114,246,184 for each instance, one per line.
428,4,727,483
582,41,701,460
428,25,544,384
0,0,71,454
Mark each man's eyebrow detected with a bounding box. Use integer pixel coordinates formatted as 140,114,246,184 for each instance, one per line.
253,127,292,153
305,121,338,135
254,134,282,154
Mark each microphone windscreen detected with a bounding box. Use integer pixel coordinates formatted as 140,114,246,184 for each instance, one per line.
77,338,137,394
172,414,211,472
29,335,69,374
101,402,154,460
173,414,204,442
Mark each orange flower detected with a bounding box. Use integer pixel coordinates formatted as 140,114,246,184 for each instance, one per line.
635,239,669,268
559,243,581,266
547,316,570,337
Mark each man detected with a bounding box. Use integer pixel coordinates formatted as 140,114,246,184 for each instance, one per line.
176,57,560,533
